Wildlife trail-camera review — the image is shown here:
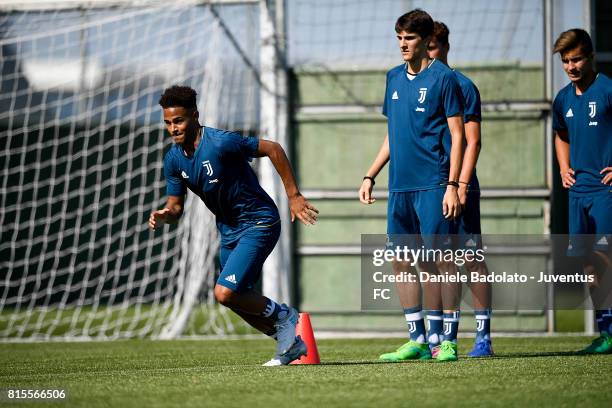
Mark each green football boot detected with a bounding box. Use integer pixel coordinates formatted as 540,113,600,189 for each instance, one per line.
579,333,612,354
436,340,458,362
379,340,432,362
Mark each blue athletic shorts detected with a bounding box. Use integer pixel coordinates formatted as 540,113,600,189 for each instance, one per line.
456,191,483,249
567,192,611,256
217,220,281,292
387,188,457,249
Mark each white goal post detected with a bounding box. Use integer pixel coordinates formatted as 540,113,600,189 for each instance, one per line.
0,0,291,340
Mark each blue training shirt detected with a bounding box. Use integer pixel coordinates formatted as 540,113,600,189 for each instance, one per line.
164,127,279,244
383,59,464,192
552,73,612,195
449,69,481,191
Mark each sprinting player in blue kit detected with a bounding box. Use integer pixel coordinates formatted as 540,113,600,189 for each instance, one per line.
149,85,319,365
427,21,493,358
552,29,612,354
359,9,465,362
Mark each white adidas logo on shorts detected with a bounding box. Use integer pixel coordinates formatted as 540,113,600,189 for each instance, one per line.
225,274,237,284
465,238,477,247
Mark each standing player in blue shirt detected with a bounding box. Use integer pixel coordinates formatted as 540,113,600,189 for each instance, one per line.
427,21,494,358
359,9,465,362
552,29,612,354
149,85,319,365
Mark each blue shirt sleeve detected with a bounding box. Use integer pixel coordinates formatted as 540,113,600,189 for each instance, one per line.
222,131,259,160
462,82,481,123
163,151,186,197
552,92,567,132
442,72,464,118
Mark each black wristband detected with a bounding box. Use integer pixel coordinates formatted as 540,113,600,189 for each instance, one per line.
363,176,375,186
447,180,459,188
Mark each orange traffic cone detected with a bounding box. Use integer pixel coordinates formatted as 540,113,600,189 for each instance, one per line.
291,312,320,364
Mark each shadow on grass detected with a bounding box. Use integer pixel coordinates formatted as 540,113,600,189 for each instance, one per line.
314,350,609,366
317,359,436,366
476,350,601,359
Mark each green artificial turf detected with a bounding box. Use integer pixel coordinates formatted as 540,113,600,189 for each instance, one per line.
1,337,611,407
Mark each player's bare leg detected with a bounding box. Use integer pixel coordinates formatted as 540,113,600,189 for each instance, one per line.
393,260,422,310
214,284,306,364
466,260,491,310
585,250,612,308
229,307,275,335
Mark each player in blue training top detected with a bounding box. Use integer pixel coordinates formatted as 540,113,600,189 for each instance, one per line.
149,85,319,365
552,29,612,354
359,9,465,362
427,21,493,358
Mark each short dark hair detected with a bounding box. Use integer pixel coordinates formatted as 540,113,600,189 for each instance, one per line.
553,28,593,56
432,21,449,46
158,85,197,110
395,9,434,40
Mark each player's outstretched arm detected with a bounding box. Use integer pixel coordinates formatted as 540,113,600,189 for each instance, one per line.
256,139,319,225
443,115,464,219
148,195,184,230
554,130,575,188
359,134,390,205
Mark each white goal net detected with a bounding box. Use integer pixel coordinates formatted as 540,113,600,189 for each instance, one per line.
0,0,264,340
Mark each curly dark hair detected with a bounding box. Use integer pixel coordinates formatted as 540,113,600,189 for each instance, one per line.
158,85,197,110
395,9,433,40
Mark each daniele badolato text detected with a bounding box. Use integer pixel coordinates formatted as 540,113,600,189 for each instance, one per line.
369,246,594,284
371,270,594,283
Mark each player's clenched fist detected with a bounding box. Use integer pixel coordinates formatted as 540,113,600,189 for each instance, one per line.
149,208,170,230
